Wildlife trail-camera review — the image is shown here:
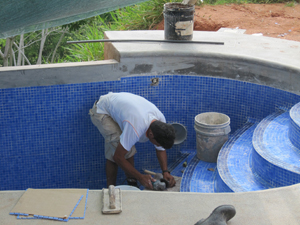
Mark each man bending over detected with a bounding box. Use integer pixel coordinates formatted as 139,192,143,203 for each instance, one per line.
89,92,176,190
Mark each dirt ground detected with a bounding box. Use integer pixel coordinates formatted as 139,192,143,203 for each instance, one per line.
155,3,300,42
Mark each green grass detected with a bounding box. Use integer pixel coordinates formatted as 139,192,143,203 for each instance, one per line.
65,0,183,61
2,0,296,65
285,1,298,6
115,0,182,30
65,16,120,62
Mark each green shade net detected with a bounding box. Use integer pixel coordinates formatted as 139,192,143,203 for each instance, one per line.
0,0,148,39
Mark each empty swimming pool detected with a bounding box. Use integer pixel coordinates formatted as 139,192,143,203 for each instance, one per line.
1,30,300,192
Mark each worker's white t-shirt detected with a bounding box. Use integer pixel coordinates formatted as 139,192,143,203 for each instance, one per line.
96,92,166,151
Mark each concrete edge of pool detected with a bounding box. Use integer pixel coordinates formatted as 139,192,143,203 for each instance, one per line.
1,183,300,224
0,30,300,95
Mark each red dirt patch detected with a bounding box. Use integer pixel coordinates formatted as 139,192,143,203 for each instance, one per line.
155,3,300,42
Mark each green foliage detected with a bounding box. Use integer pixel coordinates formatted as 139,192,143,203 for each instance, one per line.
42,30,69,63
127,0,181,30
0,39,6,48
62,17,98,32
65,15,120,62
0,28,71,66
115,0,182,30
1,0,297,66
285,1,298,6
64,0,184,61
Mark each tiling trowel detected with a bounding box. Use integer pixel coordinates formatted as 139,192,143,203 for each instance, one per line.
102,185,122,214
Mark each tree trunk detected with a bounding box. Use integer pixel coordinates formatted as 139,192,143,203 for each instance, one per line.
11,48,16,66
51,29,66,63
17,34,24,66
13,42,31,65
0,37,12,67
9,37,15,66
37,28,48,65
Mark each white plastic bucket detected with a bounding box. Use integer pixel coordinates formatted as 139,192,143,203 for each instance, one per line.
114,185,141,191
194,112,231,163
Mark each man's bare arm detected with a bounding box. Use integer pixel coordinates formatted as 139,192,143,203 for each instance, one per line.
113,143,154,189
156,149,176,187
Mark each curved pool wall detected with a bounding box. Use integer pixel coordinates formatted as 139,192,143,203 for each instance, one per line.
1,75,300,190
0,30,300,191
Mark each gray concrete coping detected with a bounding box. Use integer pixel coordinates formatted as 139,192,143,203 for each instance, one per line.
0,60,118,72
1,30,300,95
103,30,300,95
2,183,300,224
104,30,300,70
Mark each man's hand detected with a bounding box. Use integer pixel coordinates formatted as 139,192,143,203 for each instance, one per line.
156,149,176,187
138,174,155,190
163,172,176,187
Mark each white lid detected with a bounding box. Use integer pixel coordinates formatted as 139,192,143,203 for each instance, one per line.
114,185,141,191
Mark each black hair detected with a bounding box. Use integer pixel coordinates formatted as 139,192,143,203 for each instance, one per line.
150,121,175,149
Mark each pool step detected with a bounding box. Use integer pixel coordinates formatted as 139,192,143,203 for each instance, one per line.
179,102,300,193
216,121,273,192
252,109,300,187
180,155,217,193
289,102,300,150
180,121,257,193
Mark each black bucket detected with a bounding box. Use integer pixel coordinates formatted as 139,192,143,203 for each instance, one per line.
163,3,195,40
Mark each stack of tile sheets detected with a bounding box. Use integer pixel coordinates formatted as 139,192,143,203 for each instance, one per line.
10,188,89,222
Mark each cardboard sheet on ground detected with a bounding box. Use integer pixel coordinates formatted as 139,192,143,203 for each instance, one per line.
16,189,88,219
10,188,87,220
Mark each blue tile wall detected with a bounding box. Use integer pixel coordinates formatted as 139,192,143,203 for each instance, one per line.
252,111,300,187
289,102,300,150
1,75,300,190
214,171,233,193
216,122,264,192
251,147,300,187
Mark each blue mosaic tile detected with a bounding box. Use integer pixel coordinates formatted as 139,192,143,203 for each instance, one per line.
214,171,233,193
189,160,217,193
140,150,195,176
218,122,272,192
216,121,252,192
70,189,89,219
169,150,196,177
252,110,300,187
1,75,300,191
180,155,199,192
289,102,300,150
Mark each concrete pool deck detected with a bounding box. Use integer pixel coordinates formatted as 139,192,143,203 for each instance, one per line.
1,184,300,224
